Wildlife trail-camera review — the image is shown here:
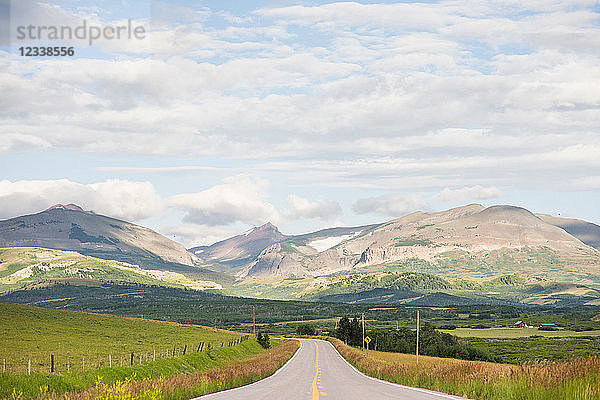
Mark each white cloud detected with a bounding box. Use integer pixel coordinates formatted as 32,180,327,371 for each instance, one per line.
353,194,428,217
168,175,279,226
0,134,51,153
160,224,240,248
434,185,503,203
285,194,342,221
0,179,165,221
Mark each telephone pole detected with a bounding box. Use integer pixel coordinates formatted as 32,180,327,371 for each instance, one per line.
362,313,365,352
416,310,420,365
252,306,256,336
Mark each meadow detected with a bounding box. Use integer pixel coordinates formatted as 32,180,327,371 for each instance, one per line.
330,338,600,400
0,303,242,375
0,303,298,399
445,327,600,338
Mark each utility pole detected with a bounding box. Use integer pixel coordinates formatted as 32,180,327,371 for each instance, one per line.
252,306,256,336
362,313,365,352
416,310,420,365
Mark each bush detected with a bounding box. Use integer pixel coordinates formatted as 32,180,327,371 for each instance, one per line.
296,324,315,335
257,331,271,349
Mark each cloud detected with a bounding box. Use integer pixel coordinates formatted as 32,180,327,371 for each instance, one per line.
352,194,428,217
285,194,342,220
434,185,503,203
0,134,51,153
0,179,165,221
160,224,241,248
168,175,279,226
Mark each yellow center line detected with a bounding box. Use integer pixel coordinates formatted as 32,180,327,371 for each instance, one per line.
312,343,320,400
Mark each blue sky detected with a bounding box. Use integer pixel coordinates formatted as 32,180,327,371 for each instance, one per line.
1,0,599,246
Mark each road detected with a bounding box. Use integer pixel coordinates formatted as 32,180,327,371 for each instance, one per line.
196,339,467,400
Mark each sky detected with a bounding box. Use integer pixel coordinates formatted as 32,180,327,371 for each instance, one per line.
1,0,599,247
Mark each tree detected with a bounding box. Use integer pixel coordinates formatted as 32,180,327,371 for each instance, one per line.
296,324,315,335
257,331,271,349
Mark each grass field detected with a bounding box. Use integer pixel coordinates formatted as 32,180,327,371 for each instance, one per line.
0,303,298,399
443,327,600,338
330,338,600,400
0,303,242,375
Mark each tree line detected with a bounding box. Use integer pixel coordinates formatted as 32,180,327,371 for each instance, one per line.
333,317,499,362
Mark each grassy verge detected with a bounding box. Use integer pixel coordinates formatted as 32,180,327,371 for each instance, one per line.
1,339,299,399
329,337,600,400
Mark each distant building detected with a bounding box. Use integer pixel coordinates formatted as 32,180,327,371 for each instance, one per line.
513,320,526,328
539,323,556,328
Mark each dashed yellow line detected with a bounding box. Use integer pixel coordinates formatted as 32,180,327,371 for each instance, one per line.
312,343,320,400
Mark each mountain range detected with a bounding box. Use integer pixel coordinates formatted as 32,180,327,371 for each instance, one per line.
1,203,600,307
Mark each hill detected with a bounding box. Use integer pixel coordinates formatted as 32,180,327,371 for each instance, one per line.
0,302,241,375
0,204,194,269
0,247,223,293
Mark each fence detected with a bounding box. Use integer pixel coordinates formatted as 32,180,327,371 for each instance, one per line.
1,335,251,375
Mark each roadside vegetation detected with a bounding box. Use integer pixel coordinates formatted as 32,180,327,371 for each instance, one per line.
0,303,298,399
331,338,600,400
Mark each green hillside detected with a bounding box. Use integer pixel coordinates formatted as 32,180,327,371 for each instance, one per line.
0,302,242,376
0,247,224,293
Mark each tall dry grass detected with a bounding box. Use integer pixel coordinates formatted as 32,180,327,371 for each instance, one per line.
330,338,600,400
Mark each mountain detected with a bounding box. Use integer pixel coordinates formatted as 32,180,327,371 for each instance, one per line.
0,204,194,269
537,214,600,249
238,204,600,283
191,222,289,273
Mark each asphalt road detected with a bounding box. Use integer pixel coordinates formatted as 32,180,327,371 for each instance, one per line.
196,339,467,400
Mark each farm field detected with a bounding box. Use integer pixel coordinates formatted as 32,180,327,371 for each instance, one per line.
444,327,600,338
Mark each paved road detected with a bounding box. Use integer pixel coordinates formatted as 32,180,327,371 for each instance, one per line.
196,339,467,400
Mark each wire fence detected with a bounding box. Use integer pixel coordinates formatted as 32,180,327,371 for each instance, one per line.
1,335,251,375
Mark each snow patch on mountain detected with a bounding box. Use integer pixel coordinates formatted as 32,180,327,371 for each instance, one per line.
308,231,362,252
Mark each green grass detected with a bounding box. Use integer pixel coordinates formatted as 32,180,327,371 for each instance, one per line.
0,302,288,399
0,339,276,399
0,303,242,376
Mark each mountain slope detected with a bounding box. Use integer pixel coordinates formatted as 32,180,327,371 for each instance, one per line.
191,222,288,272
538,214,600,249
0,204,194,269
237,205,600,289
0,247,222,293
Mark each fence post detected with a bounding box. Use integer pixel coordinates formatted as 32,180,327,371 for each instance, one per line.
139,354,142,365
173,345,176,357
51,354,55,374
82,356,85,371
109,354,112,368
153,349,156,362
120,355,123,367
2,359,5,372
28,358,31,375
130,352,134,366
67,356,70,374
183,344,187,356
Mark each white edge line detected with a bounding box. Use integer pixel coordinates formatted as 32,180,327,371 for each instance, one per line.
193,339,302,399
321,339,472,400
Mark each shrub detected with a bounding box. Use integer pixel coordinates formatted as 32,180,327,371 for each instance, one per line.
257,332,271,349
